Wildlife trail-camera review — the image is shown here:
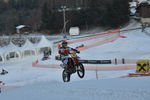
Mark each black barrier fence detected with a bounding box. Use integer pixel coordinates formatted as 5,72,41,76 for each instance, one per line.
55,56,111,64
79,60,111,64
55,56,131,64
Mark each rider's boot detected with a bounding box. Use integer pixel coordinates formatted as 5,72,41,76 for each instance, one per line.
60,63,67,68
60,63,65,68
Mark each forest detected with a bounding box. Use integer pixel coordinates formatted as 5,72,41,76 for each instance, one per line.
0,0,130,35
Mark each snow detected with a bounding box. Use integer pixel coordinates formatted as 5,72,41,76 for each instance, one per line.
1,20,150,100
16,25,25,29
130,8,136,15
138,0,150,4
1,77,150,100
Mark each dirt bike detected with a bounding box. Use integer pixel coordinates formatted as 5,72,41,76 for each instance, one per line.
62,50,85,82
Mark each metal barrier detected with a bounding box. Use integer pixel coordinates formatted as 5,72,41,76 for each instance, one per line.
55,56,139,65
79,60,111,64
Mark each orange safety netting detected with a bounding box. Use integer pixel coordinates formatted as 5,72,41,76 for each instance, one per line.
68,29,120,44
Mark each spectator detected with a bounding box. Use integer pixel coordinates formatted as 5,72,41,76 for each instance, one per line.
0,81,5,93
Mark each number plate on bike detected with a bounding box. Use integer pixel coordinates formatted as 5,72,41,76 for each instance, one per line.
71,53,76,57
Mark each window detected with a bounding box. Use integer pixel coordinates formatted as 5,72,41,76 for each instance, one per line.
9,52,15,58
31,51,35,55
24,50,35,56
24,50,31,56
39,47,49,54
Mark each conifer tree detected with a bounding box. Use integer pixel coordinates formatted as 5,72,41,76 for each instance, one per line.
41,3,50,30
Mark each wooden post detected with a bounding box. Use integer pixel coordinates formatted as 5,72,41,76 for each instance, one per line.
96,68,98,80
122,58,125,64
115,58,117,65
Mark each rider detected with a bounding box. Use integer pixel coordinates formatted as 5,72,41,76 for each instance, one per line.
0,81,5,93
58,40,80,69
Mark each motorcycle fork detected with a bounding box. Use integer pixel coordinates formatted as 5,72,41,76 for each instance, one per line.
75,64,78,71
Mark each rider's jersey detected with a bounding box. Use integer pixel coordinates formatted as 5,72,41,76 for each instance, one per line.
0,81,4,87
58,46,72,60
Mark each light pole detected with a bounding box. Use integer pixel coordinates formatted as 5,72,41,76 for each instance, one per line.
61,6,67,38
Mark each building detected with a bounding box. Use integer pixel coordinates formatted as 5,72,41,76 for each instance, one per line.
16,25,33,34
136,2,150,31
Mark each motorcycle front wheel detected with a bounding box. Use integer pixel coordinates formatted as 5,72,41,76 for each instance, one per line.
77,63,85,78
62,70,70,82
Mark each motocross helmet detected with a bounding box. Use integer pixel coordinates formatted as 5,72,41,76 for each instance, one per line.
62,40,67,48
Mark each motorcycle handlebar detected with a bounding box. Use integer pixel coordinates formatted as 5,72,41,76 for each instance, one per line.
69,50,80,54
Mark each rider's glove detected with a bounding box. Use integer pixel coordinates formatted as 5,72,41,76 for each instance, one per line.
77,51,80,53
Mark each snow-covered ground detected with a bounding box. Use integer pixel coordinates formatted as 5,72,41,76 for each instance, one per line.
1,20,150,100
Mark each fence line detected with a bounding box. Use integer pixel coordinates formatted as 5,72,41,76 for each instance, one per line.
77,35,119,51
68,30,120,44
32,62,137,72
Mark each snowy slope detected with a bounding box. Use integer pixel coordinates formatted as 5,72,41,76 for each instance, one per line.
1,21,150,100
1,77,150,100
